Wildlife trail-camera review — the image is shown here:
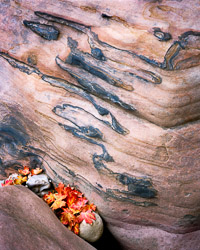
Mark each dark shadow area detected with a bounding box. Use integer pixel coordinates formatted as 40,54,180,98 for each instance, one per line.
90,218,123,250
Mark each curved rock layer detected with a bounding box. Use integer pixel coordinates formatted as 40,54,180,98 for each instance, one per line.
0,0,200,249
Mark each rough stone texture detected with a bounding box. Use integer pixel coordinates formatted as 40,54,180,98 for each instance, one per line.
0,185,95,250
0,0,200,249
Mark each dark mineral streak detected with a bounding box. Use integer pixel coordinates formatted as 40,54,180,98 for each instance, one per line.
23,20,60,40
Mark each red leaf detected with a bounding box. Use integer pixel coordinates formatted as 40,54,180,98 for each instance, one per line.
1,179,14,187
31,168,43,175
78,209,96,225
18,166,30,176
43,192,55,205
70,197,88,211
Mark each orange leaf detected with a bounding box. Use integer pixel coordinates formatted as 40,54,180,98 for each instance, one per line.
83,203,96,212
73,223,79,235
54,193,67,201
1,179,14,187
31,168,43,175
43,192,55,205
67,193,78,208
51,200,66,210
78,209,96,224
18,166,30,176
14,176,27,185
55,182,65,195
60,208,78,227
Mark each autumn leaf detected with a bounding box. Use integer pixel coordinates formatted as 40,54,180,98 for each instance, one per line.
83,203,96,212
71,189,83,198
66,193,78,208
43,192,55,205
14,175,27,185
78,209,96,225
63,185,83,198
60,208,78,228
51,200,66,210
1,179,14,187
31,168,43,175
18,166,30,176
55,182,65,195
70,197,88,211
54,193,67,201
73,223,80,235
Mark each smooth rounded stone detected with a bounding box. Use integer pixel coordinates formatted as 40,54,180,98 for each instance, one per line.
26,174,51,196
79,212,104,242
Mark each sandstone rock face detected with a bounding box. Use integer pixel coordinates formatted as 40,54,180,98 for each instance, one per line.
0,0,200,249
0,185,95,250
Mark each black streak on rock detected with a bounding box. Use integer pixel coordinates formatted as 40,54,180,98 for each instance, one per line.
0,52,41,75
179,31,200,40
53,105,103,139
46,157,156,207
59,123,114,171
33,11,198,72
116,173,157,198
153,28,172,42
162,41,182,70
0,53,127,135
66,40,133,91
0,115,33,176
0,53,124,133
42,74,108,115
129,70,162,84
67,37,78,49
162,31,200,70
56,56,136,112
43,75,127,134
23,20,60,40
91,47,106,61
58,116,157,200
106,189,157,207
34,11,90,33
53,104,128,136
101,13,112,19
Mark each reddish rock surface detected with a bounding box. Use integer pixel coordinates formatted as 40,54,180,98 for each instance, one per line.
0,0,200,249
0,185,95,250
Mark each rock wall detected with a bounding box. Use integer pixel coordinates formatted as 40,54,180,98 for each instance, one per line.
0,0,200,249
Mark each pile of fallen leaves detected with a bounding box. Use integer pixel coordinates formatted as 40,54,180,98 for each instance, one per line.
1,166,43,186
1,166,97,235
43,182,96,235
